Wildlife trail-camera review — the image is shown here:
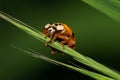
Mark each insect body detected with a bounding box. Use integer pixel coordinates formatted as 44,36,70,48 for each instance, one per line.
42,22,76,54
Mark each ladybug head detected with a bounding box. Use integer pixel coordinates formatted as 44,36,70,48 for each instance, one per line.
44,23,64,34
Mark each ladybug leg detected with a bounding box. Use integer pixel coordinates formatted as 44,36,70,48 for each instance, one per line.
45,39,52,46
42,29,49,38
60,40,67,49
51,47,59,54
58,35,76,49
45,34,58,46
45,35,54,46
44,33,49,38
57,35,69,49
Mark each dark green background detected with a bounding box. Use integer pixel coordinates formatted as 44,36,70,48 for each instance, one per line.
0,0,120,80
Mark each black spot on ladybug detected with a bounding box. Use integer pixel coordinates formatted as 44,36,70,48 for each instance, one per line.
72,33,75,37
55,23,58,26
59,23,61,25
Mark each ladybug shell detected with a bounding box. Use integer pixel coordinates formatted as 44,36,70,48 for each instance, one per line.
42,23,76,54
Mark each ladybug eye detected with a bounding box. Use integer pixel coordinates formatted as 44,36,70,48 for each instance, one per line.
45,24,51,28
56,25,64,30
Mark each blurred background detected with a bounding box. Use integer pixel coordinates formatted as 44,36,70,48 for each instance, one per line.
0,0,120,80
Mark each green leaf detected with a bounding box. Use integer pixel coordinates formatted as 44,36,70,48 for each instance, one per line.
0,11,120,80
13,47,113,80
82,0,120,22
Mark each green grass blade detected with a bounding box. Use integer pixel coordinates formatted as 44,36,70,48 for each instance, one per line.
82,0,120,22
0,11,120,79
0,11,48,43
15,48,113,80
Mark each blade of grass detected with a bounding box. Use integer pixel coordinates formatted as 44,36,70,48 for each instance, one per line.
82,0,120,22
0,11,120,79
12,46,113,80
0,11,48,43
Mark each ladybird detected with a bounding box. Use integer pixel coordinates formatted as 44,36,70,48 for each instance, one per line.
42,22,76,54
